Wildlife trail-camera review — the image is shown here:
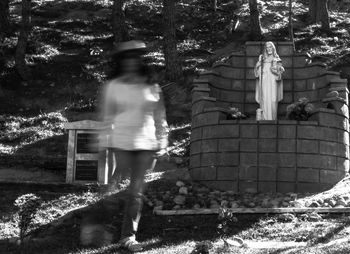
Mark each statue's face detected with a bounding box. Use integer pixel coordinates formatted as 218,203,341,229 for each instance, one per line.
266,44,274,55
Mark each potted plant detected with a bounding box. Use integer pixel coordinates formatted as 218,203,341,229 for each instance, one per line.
286,97,314,121
226,107,248,120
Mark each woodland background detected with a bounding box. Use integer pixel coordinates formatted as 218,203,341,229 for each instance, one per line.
0,0,349,168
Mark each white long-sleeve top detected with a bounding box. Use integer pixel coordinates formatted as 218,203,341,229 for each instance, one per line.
100,76,168,151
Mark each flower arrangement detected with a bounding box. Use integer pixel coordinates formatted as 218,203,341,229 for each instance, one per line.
226,107,248,120
286,97,314,121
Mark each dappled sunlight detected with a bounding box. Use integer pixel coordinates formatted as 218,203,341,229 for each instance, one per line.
2,1,350,253
0,112,67,155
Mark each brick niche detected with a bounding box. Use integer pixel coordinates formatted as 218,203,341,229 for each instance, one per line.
190,41,349,193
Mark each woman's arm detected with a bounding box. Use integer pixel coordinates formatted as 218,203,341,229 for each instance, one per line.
153,84,169,150
100,82,118,125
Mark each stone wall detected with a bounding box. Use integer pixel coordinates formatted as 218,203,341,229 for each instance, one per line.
190,41,350,193
190,111,349,193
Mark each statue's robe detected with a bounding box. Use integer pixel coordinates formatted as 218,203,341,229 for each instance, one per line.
255,55,284,121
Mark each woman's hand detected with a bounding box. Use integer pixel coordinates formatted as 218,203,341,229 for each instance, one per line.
156,148,168,157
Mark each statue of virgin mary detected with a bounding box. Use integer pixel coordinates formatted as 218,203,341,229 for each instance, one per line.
254,41,285,121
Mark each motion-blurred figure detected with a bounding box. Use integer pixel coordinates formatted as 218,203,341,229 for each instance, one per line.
99,40,168,252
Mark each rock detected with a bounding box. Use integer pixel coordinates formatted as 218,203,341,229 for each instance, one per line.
290,200,304,208
230,201,239,208
342,195,350,201
245,188,257,194
208,194,215,199
213,190,221,195
199,187,210,193
225,237,246,247
210,203,220,209
270,199,280,208
309,201,320,207
307,212,323,222
173,195,186,205
227,190,236,196
336,199,347,207
197,193,206,199
281,201,289,207
277,213,296,222
173,205,181,210
210,200,219,206
179,186,188,195
261,198,270,208
328,199,337,207
283,197,292,202
247,202,256,208
176,181,185,187
174,157,184,165
289,193,298,200
153,205,163,211
315,198,324,205
162,193,171,201
221,200,229,208
193,204,201,209
155,200,164,207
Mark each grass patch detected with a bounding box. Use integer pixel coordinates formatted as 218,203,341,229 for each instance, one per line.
2,179,350,253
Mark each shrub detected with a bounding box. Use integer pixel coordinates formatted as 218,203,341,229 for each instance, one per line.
286,97,314,121
226,107,248,120
14,194,41,243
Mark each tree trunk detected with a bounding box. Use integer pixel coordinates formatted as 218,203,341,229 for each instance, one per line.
248,0,262,40
15,0,31,80
112,0,129,44
0,0,9,97
212,0,217,12
319,0,330,30
309,0,317,23
0,0,10,39
289,0,295,50
309,0,330,30
163,0,182,82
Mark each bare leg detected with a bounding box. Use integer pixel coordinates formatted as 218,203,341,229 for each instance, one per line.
120,150,156,239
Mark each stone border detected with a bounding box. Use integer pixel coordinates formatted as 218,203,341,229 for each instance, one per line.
154,207,350,215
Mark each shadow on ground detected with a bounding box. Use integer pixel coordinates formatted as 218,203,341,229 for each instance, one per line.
0,183,262,254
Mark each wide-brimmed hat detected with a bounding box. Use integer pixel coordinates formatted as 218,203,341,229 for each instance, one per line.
111,40,147,57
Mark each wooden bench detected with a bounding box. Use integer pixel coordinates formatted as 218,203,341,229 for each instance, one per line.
64,120,108,184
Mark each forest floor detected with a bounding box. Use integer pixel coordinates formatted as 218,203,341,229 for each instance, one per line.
1,0,350,165
1,0,350,253
1,173,350,253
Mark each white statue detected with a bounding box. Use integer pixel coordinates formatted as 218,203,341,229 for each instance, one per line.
254,41,285,121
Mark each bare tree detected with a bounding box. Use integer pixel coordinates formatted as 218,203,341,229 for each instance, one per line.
289,0,295,50
112,0,129,44
163,0,182,82
15,0,32,80
248,0,262,40
212,0,217,12
0,0,10,39
309,0,330,30
0,0,9,97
